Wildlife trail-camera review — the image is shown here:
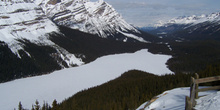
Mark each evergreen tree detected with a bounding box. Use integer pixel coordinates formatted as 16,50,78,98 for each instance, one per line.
41,101,51,110
34,100,40,110
52,99,57,110
42,101,46,110
31,105,34,110
18,101,23,110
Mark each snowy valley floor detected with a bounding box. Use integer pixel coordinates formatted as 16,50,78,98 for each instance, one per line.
0,49,172,110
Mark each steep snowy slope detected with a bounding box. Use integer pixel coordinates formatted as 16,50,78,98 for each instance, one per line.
0,0,57,55
34,0,148,42
0,0,83,66
0,0,92,82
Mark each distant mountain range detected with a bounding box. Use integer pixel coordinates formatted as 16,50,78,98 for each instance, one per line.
155,12,220,27
140,12,220,41
139,11,220,74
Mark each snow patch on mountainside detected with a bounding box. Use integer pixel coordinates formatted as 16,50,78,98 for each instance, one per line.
0,49,172,110
52,46,85,67
117,30,148,43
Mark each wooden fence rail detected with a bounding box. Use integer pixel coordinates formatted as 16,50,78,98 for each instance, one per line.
185,73,220,110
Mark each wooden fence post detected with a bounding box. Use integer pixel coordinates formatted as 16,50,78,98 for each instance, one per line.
190,77,196,107
195,73,199,99
186,74,220,110
185,96,192,110
190,77,195,99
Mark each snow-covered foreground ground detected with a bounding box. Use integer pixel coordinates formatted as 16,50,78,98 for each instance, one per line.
137,87,219,110
0,49,172,110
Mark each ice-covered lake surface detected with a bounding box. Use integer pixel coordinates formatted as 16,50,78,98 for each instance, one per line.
0,49,172,110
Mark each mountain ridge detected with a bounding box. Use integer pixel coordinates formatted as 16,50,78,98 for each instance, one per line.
0,0,153,58
0,0,84,67
155,11,220,27
140,11,220,41
35,0,148,42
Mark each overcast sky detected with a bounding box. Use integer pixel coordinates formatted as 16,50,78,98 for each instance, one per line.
91,0,220,27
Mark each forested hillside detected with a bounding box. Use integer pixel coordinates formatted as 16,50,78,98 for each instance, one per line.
167,40,220,73
54,65,220,110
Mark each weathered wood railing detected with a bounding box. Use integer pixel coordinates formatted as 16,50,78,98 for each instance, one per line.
185,73,220,110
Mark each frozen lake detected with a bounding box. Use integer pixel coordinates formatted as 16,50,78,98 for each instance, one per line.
0,49,172,110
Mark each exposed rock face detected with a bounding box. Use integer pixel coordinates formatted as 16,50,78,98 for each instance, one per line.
47,0,61,5
35,0,147,42
0,0,84,67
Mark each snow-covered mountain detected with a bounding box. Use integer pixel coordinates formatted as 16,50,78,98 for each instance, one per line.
0,0,89,82
0,0,149,59
155,12,220,27
0,0,84,66
141,12,220,41
34,0,147,42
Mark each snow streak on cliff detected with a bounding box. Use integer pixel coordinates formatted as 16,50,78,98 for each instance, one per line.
0,0,84,66
35,0,146,42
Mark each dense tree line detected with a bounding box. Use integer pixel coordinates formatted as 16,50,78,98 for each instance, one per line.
51,26,149,63
55,70,191,110
167,40,220,73
0,41,61,83
16,100,57,110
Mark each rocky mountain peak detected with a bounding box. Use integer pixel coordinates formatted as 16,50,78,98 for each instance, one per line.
34,0,146,42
